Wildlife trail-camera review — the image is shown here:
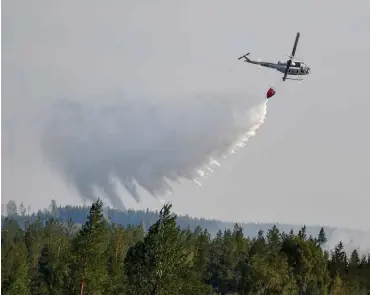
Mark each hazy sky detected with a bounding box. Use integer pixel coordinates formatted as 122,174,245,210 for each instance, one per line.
2,0,370,230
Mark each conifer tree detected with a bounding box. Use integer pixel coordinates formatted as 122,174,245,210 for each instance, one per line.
70,198,110,294
317,227,328,246
349,249,360,266
106,224,128,295
125,203,208,294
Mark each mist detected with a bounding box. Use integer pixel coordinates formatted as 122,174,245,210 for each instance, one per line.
41,92,265,209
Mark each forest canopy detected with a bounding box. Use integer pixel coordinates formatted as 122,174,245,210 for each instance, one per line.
2,199,370,294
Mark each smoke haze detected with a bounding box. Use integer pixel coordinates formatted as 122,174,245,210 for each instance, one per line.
41,93,266,209
325,229,370,257
2,0,369,235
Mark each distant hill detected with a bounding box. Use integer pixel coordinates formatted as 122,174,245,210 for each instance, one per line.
1,202,335,238
2,202,369,254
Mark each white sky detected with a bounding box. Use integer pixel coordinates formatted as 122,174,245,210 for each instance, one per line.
2,0,370,230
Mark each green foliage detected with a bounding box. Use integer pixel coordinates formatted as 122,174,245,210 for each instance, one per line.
1,199,370,294
1,219,30,295
48,200,59,218
70,199,110,294
318,227,328,245
2,200,336,239
106,224,129,294
124,203,210,294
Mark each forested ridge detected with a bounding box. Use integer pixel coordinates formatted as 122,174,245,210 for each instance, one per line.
2,199,370,295
2,199,336,239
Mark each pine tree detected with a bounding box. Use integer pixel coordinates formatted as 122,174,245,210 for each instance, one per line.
345,249,364,294
70,198,110,295
303,237,330,294
329,241,348,282
266,225,281,252
207,228,224,292
193,228,212,283
317,227,327,246
106,224,128,295
124,203,208,294
298,225,307,240
349,249,360,266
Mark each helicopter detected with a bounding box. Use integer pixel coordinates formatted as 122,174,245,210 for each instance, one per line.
238,32,310,81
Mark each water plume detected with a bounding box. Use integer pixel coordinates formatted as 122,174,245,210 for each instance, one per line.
41,93,267,209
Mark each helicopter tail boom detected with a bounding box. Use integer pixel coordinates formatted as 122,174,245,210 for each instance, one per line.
238,53,251,62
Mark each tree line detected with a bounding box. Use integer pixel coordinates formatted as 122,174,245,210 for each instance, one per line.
2,199,370,294
2,199,335,239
